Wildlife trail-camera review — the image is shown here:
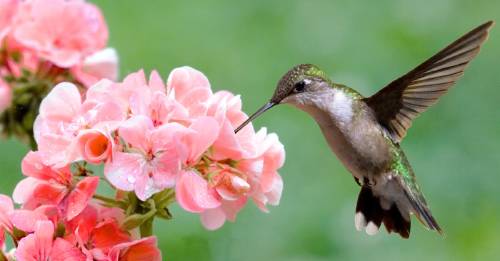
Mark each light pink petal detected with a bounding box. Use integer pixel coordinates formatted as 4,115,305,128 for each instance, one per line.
12,177,39,204
221,197,247,222
0,194,13,213
81,47,119,82
134,172,157,201
211,120,243,160
185,117,220,164
38,82,81,122
50,238,86,261
200,208,226,230
266,174,283,206
16,220,54,261
104,152,145,192
149,70,165,93
175,171,220,213
66,176,99,220
167,66,210,99
9,210,48,233
118,115,153,152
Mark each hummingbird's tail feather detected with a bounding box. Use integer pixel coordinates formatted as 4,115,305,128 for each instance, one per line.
355,186,411,238
399,180,443,235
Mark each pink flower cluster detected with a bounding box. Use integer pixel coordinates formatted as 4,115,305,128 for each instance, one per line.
0,1,287,259
32,66,285,229
0,0,117,113
0,66,284,259
0,193,161,260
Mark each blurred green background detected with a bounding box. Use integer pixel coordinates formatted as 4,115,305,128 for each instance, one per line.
2,0,500,260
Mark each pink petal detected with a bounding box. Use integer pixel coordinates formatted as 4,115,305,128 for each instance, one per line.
185,117,220,164
66,176,99,220
81,47,119,82
9,210,48,233
104,152,144,192
167,66,210,99
118,115,153,152
148,70,165,93
15,220,54,261
134,172,157,201
200,208,226,230
50,238,86,261
12,177,39,204
38,82,81,122
175,171,220,213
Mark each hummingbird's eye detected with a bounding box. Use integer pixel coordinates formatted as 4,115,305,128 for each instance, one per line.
293,80,306,93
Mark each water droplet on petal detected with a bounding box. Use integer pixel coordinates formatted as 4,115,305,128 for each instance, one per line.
128,176,136,184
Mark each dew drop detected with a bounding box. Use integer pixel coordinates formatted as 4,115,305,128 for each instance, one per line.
127,176,136,184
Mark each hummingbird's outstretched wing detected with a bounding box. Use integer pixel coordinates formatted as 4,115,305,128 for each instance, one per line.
364,21,494,143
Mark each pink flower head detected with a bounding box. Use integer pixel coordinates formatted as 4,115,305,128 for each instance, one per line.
0,78,12,113
15,220,85,261
13,151,99,220
108,237,161,261
12,0,108,68
34,82,124,167
105,116,190,201
66,205,131,260
0,0,18,42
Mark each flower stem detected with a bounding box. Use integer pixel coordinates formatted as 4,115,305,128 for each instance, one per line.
93,194,127,209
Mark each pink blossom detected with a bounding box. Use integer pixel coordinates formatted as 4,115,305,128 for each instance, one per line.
0,0,18,42
105,116,189,201
15,220,85,261
0,78,12,113
13,151,99,220
11,0,108,68
108,237,161,261
34,82,124,167
66,205,131,260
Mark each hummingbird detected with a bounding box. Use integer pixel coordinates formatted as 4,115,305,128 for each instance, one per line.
235,21,493,238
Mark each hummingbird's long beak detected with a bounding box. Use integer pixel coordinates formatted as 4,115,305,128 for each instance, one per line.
234,102,276,133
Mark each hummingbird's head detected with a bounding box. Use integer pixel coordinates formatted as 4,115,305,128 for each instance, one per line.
235,64,330,133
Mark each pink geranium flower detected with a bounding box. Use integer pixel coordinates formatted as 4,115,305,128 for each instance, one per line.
15,221,85,261
13,151,99,220
66,205,131,260
105,116,189,201
34,82,124,167
12,0,108,68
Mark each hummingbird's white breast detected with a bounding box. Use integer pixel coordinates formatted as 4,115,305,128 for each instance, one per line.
284,87,392,180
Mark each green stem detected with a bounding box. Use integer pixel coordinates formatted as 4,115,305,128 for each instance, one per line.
140,217,154,237
93,194,127,209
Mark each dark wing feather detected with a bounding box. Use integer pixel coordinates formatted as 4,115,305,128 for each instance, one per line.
365,21,494,143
